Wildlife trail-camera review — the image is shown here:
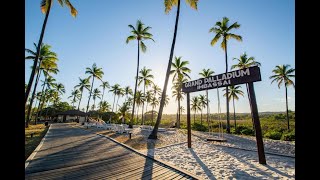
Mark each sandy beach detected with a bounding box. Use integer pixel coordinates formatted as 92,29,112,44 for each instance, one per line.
78,124,295,179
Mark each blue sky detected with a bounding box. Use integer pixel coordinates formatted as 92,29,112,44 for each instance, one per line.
25,0,295,114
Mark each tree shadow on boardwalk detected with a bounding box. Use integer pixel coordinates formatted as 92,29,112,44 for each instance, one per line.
189,148,217,180
141,140,156,179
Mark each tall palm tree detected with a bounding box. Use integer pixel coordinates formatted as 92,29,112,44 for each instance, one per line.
149,0,198,139
53,83,65,105
209,17,242,133
37,75,56,118
191,96,201,124
25,0,77,105
231,52,261,129
138,67,154,125
150,96,159,126
124,86,133,101
115,88,124,112
85,63,104,114
223,85,244,130
199,94,208,125
134,90,145,124
144,90,153,122
100,81,110,105
126,20,155,128
92,88,101,111
199,68,214,128
172,75,187,128
151,84,162,98
270,65,295,130
25,43,58,127
109,84,121,113
74,77,91,111
68,89,80,108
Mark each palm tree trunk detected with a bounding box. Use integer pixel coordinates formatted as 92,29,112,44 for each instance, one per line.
112,93,116,112
86,77,95,122
101,87,105,102
77,89,83,111
25,0,52,106
246,83,255,132
233,96,236,130
116,95,120,112
141,84,146,125
177,98,181,128
149,0,180,139
86,76,95,113
35,76,47,121
136,105,140,124
145,101,149,124
151,106,154,126
285,86,290,130
206,90,209,128
26,67,42,127
224,37,230,133
130,40,140,128
72,95,76,107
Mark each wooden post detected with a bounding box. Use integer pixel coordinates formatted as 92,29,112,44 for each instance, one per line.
187,93,191,148
248,82,266,164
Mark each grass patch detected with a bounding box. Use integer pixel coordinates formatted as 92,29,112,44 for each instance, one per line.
25,124,49,160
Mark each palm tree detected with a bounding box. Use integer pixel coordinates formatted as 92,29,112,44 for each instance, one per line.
191,96,201,124
124,86,133,101
209,16,242,133
37,75,56,117
118,102,131,124
99,101,111,113
115,88,124,112
68,89,80,108
223,85,244,130
231,52,261,130
170,56,191,81
150,96,159,126
149,0,198,139
92,88,101,110
199,68,215,128
138,67,154,125
270,65,295,130
85,63,104,114
109,84,121,113
134,90,145,124
126,20,155,128
171,75,188,128
100,81,110,105
199,94,208,125
151,84,162,98
53,83,65,105
74,77,91,111
25,43,58,127
144,90,153,122
25,0,77,105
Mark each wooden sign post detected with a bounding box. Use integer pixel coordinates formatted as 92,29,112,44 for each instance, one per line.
182,66,266,164
187,93,191,148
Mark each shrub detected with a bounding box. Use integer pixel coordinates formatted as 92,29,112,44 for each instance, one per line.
264,131,282,140
240,128,255,136
281,130,295,141
192,123,208,132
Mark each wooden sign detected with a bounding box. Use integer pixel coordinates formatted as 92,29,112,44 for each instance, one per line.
182,66,261,93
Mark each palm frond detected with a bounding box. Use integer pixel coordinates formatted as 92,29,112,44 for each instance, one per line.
210,34,221,46
140,41,147,53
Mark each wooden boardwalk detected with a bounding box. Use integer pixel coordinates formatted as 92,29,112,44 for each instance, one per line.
25,124,197,179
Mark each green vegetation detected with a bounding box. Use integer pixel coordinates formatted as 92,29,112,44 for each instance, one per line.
25,124,49,160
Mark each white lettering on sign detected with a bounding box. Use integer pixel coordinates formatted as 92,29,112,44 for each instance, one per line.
185,68,252,90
